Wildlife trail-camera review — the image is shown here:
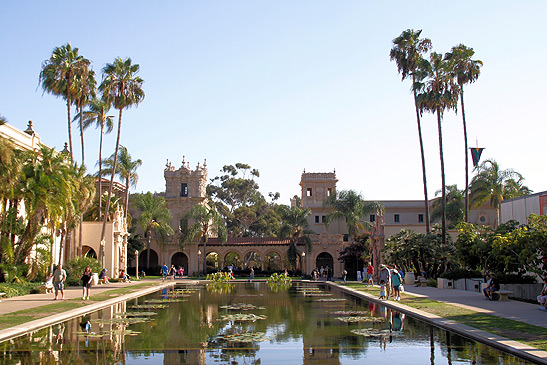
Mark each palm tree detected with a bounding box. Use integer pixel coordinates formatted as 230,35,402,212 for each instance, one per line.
39,43,88,160
74,98,114,221
72,62,96,165
415,52,459,245
101,145,142,219
445,44,483,222
98,57,145,265
133,192,173,269
278,205,311,270
469,159,531,226
390,29,432,233
184,203,227,275
431,185,464,229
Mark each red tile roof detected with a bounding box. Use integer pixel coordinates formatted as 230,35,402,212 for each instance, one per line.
206,237,294,246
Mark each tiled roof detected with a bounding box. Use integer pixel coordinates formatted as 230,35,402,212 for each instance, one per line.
206,237,295,246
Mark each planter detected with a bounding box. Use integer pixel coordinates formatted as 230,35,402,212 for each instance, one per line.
404,272,415,285
437,278,454,289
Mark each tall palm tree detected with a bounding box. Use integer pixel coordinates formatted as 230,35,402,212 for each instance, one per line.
390,29,432,233
72,63,96,165
133,192,173,269
39,43,87,160
415,52,459,245
101,145,142,219
74,98,114,221
184,203,227,274
445,44,483,222
469,159,530,226
278,205,311,270
431,184,464,229
98,57,145,265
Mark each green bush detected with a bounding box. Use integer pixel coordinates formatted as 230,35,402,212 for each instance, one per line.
494,272,537,284
0,282,41,298
65,257,102,286
439,268,482,280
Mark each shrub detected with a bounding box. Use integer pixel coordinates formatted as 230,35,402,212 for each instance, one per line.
267,272,292,285
206,271,233,282
0,282,41,298
439,268,482,280
494,273,537,284
65,257,102,286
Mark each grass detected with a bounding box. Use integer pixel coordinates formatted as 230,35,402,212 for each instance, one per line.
341,283,547,351
0,282,160,331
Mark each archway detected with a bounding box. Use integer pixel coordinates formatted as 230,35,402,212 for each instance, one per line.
224,252,241,270
82,246,97,259
206,252,220,272
171,252,188,273
139,249,158,270
243,252,261,269
264,252,282,271
316,252,334,274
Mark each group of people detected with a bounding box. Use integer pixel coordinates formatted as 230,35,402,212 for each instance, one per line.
311,265,332,281
482,273,501,300
378,264,404,301
161,264,185,281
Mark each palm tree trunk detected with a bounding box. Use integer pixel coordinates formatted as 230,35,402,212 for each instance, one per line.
98,124,104,221
413,81,430,233
147,233,151,269
100,108,123,267
460,86,469,222
436,109,447,246
203,236,208,275
124,177,130,219
79,104,85,165
66,98,74,161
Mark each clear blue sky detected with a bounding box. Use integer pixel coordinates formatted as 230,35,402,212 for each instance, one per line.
1,1,545,203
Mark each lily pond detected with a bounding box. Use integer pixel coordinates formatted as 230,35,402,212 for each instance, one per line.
0,282,531,364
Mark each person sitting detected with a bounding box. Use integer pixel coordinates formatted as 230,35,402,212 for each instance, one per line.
415,269,427,286
486,274,500,300
98,269,109,284
119,270,131,283
537,277,547,311
41,273,54,293
483,274,492,299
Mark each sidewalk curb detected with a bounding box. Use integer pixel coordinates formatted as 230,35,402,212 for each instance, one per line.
0,281,175,343
329,282,547,365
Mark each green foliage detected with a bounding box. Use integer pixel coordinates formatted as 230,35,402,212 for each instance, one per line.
206,271,233,282
439,268,482,280
266,272,292,285
65,256,101,284
0,282,41,297
431,185,464,229
337,234,371,277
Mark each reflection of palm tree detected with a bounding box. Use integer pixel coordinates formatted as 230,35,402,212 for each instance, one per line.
390,29,432,233
445,44,483,222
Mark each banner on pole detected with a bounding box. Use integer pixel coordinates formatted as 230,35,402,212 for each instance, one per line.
470,148,485,167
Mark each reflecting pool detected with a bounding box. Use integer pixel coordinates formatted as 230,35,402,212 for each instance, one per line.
0,282,531,364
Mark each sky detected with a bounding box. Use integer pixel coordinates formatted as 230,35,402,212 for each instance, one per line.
1,1,546,204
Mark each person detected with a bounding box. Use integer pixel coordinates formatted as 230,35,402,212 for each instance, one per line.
53,264,67,300
379,280,386,300
390,265,402,301
250,267,255,281
378,264,391,299
367,262,374,287
415,268,427,286
81,266,92,300
319,266,324,280
98,268,109,284
284,269,289,276
483,274,493,299
486,274,500,300
178,266,184,278
119,270,131,283
140,270,146,277
169,265,176,280
342,269,347,282
161,263,169,281
537,277,547,311
42,273,54,293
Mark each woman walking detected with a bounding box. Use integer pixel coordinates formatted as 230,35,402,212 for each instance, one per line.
81,266,92,300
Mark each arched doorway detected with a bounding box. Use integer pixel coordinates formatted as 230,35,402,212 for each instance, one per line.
206,252,220,272
243,252,261,269
171,252,188,273
224,252,241,270
264,252,282,271
82,246,97,259
139,249,159,270
316,252,334,274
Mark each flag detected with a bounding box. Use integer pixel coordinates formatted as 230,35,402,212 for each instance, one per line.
470,148,485,167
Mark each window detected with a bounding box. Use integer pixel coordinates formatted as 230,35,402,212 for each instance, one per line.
180,183,188,197
322,215,326,223
370,214,375,222
306,188,313,197
315,216,320,223
327,188,332,197
343,234,349,242
418,214,424,223
394,214,400,223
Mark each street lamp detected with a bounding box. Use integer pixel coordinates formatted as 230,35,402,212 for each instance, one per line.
135,250,139,280
301,252,306,279
197,250,202,280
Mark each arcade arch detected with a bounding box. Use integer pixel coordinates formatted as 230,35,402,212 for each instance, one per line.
224,252,241,270
82,246,97,259
264,251,282,271
171,252,188,272
243,251,261,269
206,252,220,271
315,252,334,274
139,249,159,269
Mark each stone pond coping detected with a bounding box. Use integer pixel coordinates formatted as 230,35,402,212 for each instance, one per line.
329,282,547,365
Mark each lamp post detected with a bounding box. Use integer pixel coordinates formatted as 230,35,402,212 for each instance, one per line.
197,250,201,280
301,252,306,279
135,250,139,280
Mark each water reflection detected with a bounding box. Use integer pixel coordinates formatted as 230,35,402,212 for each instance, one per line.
0,282,532,364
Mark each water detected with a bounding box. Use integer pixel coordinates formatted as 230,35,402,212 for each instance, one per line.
0,282,531,364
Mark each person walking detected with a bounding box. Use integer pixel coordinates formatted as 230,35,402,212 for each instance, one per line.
390,265,403,301
161,263,169,281
378,265,391,299
81,266,92,300
366,262,374,286
53,264,67,300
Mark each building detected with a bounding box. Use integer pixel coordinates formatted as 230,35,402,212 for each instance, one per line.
500,191,547,225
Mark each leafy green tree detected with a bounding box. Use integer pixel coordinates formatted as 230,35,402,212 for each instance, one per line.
445,44,483,223
431,185,464,229
39,43,88,160
183,203,227,274
278,205,311,270
390,29,432,233
133,192,173,269
337,234,371,278
469,159,531,226
99,57,145,263
101,145,142,219
415,52,459,246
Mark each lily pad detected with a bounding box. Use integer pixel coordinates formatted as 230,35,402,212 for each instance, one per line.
120,311,158,317
145,299,187,303
219,303,265,311
95,317,150,325
317,298,346,302
219,313,267,322
336,316,386,323
351,328,403,338
331,311,369,316
129,304,167,309
213,331,270,343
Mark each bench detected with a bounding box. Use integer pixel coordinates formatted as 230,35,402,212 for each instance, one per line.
414,278,428,287
492,290,513,301
0,292,5,302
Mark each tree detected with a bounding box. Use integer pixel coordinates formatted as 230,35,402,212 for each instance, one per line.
184,203,227,274
101,145,142,219
133,192,173,269
415,52,459,246
98,57,144,265
39,43,88,160
390,29,432,234
445,44,483,222
278,205,311,270
431,185,464,229
469,159,531,226
75,98,114,221
337,234,371,279
72,59,95,165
